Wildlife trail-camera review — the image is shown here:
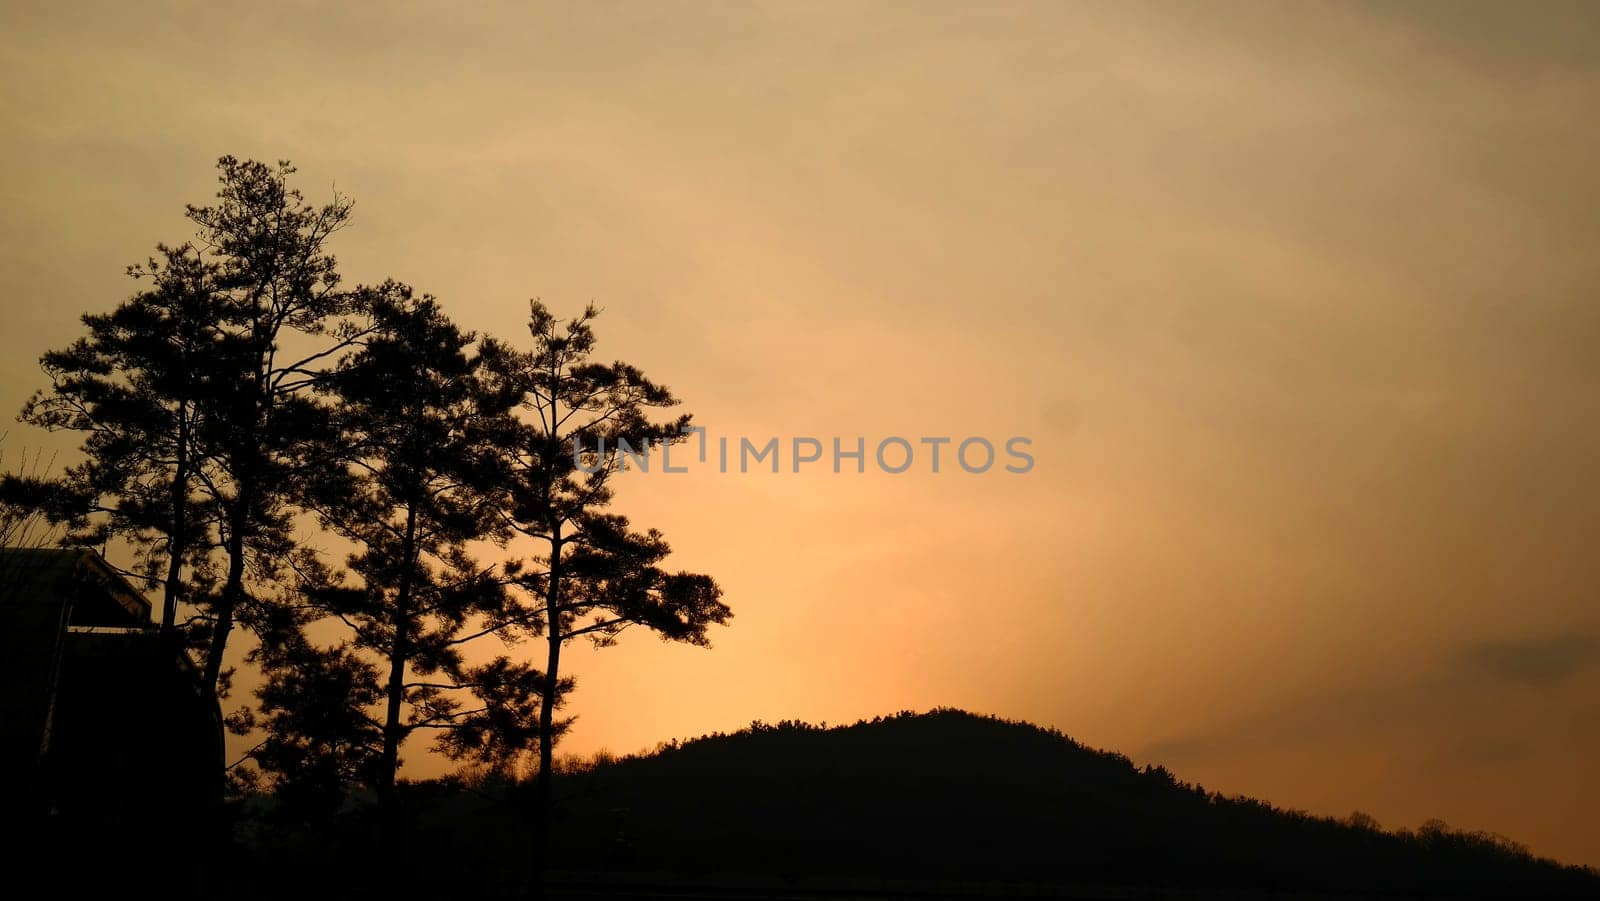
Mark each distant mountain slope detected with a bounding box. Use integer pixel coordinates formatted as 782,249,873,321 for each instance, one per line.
505,709,1594,897
240,709,1597,898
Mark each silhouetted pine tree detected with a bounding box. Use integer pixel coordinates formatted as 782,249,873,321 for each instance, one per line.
181,157,375,693
18,241,224,633
482,302,732,886
290,287,554,830
244,613,385,825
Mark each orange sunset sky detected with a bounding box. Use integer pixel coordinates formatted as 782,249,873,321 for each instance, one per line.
3,0,1598,867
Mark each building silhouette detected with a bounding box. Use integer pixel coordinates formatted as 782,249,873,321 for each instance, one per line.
0,547,222,828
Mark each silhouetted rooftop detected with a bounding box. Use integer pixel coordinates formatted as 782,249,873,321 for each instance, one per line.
0,546,151,626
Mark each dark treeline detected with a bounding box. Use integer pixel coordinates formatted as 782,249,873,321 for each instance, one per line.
239,710,1600,898
4,157,731,879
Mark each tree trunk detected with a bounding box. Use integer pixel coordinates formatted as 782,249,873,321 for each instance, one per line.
531,529,563,893
378,503,419,837
207,337,266,694
204,500,248,692
161,400,190,634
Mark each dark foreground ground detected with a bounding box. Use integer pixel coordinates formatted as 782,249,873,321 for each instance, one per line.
537,870,1509,900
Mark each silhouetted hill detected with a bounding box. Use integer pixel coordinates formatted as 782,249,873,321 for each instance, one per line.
246,709,1600,898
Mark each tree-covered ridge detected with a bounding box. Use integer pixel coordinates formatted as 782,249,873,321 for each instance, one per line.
385,709,1593,897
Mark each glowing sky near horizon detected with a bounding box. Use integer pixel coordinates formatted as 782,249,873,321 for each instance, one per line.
3,0,1598,866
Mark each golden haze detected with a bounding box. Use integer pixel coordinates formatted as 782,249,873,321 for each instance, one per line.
2,0,1598,866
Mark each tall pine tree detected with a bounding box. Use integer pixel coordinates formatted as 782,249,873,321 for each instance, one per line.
184,157,374,692
20,233,224,635
289,286,551,827
485,301,732,885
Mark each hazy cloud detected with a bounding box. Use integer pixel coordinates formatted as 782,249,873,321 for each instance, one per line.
1463,634,1600,687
